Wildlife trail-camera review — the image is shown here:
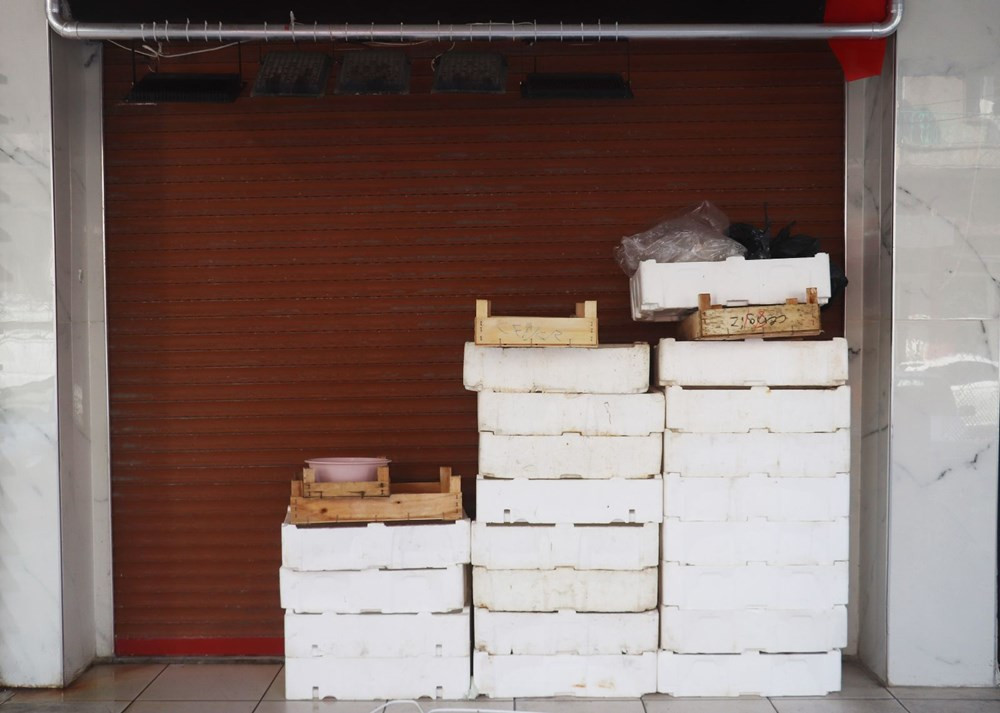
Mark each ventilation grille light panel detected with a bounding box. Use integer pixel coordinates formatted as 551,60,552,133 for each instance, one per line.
433,51,507,94
126,73,243,103
336,50,411,95
252,51,332,97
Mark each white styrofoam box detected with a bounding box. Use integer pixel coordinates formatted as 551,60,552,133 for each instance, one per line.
630,254,832,321
474,651,657,698
656,337,849,387
480,432,661,479
473,567,657,612
657,650,841,697
663,431,850,477
477,390,665,436
471,522,658,570
281,516,470,571
660,606,847,654
463,342,650,394
279,565,467,614
664,385,850,433
285,655,470,700
284,608,470,658
474,608,659,655
661,562,848,610
662,519,849,566
476,476,663,524
664,473,850,522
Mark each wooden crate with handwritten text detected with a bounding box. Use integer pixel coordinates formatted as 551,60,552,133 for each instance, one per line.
678,289,822,341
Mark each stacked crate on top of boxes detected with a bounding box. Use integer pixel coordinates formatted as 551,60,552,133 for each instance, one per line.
464,332,664,698
655,337,851,697
279,469,471,700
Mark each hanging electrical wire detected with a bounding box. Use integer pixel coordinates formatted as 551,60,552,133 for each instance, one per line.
109,39,240,59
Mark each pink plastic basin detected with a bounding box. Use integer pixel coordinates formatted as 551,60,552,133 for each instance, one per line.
306,457,390,483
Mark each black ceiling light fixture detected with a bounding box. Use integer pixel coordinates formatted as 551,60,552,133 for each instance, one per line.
432,52,507,94
336,50,411,95
520,73,633,100
126,73,244,103
252,51,332,97
519,39,633,100
125,42,244,103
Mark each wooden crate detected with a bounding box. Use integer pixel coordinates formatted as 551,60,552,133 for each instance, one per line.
300,466,390,498
679,288,822,341
474,299,598,346
290,466,463,525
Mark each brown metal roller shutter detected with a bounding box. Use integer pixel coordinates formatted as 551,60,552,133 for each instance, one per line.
103,39,845,655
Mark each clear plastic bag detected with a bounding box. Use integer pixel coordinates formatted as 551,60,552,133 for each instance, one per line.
615,201,747,275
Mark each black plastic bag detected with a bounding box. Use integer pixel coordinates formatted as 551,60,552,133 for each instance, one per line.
726,206,848,305
727,206,776,260
727,223,771,260
771,222,821,259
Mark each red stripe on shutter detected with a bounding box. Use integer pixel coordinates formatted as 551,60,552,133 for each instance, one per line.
115,637,284,656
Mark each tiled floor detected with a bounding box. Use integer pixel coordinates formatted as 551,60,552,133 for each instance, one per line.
1,661,998,713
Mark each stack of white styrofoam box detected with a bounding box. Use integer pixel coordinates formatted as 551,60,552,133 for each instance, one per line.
630,254,832,321
279,517,471,700
656,337,849,697
465,343,662,698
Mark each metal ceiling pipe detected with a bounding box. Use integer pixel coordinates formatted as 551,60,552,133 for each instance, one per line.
46,0,902,42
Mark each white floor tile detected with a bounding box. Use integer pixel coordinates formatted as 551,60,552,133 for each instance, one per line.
0,703,129,713
837,664,891,698
784,663,891,701
403,700,514,711
9,664,165,702
770,700,906,713
262,669,285,701
137,663,281,701
890,688,1000,701
896,702,1000,713
254,702,388,713
6,660,997,713
643,695,772,702
127,703,256,713
514,699,644,713
642,699,777,712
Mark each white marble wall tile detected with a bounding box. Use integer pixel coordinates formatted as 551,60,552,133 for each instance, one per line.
51,33,108,679
89,322,113,659
890,0,1000,687
0,0,64,687
74,42,112,657
846,334,862,658
0,0,108,687
889,318,999,685
859,424,888,680
894,0,1000,322
850,40,895,683
895,167,1000,320
846,74,869,658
